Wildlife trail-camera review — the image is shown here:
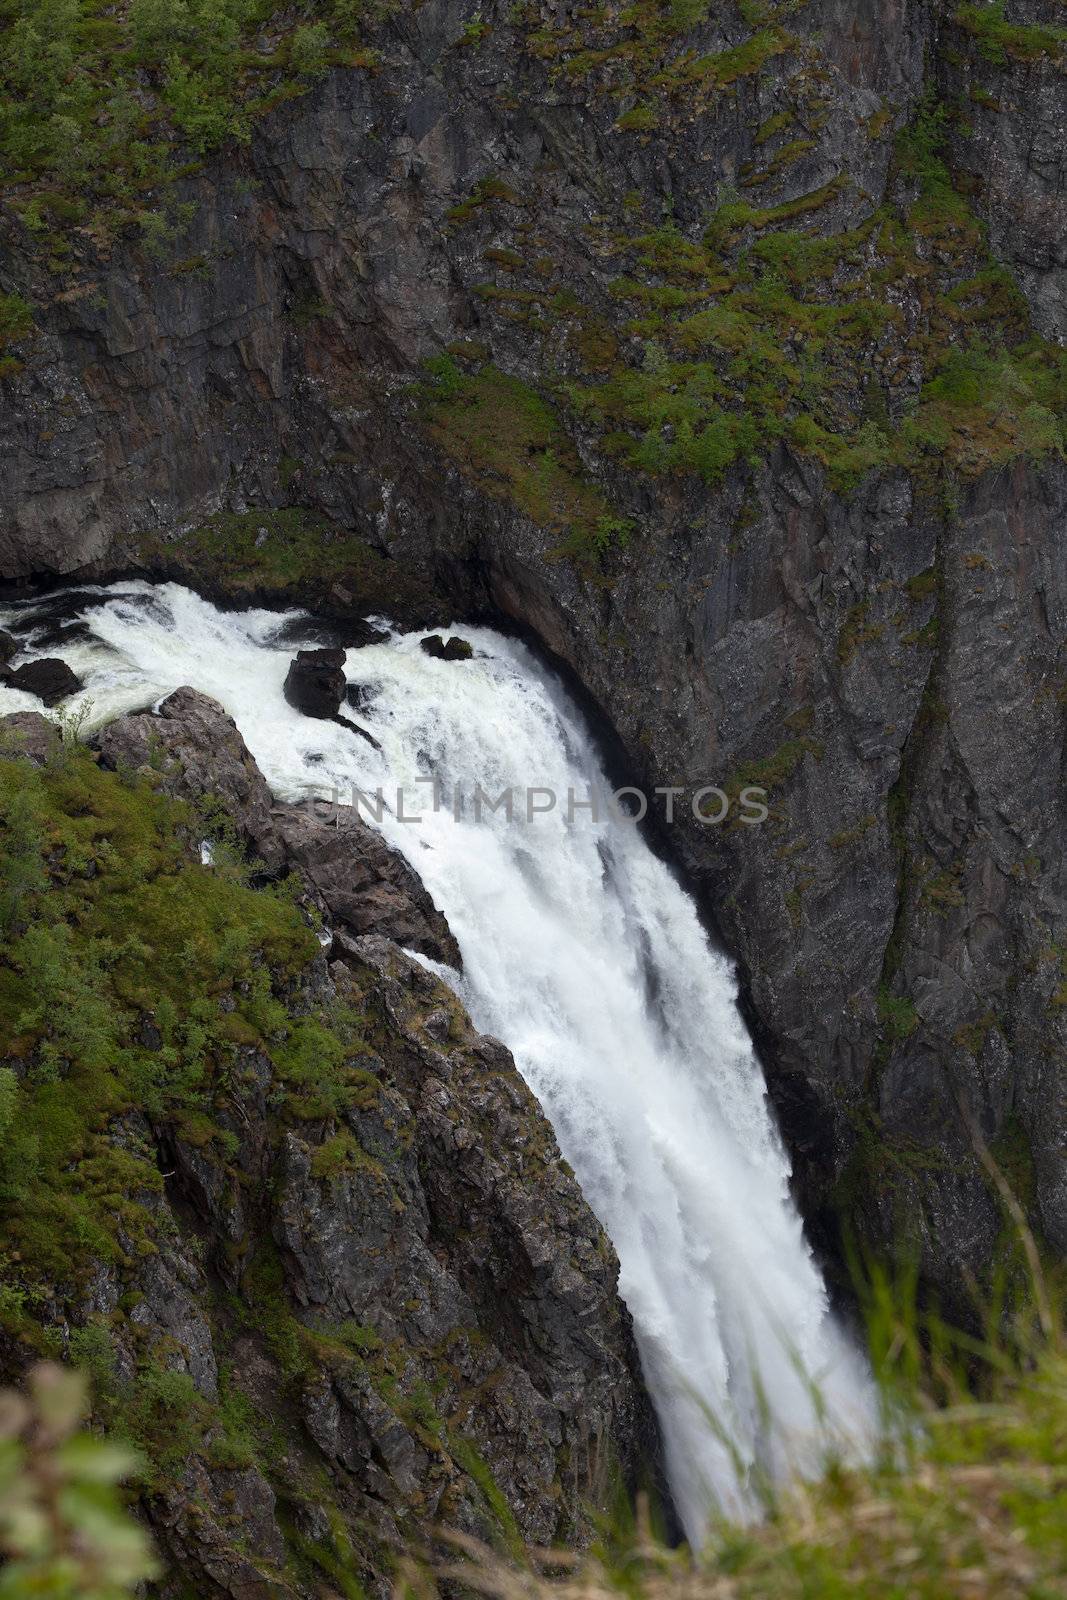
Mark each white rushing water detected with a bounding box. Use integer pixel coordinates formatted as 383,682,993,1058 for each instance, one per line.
0,581,872,1540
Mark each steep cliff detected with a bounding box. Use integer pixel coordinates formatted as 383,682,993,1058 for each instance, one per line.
0,697,660,1594
0,0,1065,1311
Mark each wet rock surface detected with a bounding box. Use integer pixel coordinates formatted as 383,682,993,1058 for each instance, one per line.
420,634,474,662
272,801,461,967
283,648,348,719
0,657,83,706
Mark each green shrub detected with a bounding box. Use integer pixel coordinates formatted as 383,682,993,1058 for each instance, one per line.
0,293,31,349
0,0,390,225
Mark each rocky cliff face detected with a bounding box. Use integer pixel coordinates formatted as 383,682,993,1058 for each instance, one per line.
0,0,1064,1312
0,695,660,1595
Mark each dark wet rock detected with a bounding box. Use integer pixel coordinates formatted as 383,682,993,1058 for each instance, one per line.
1,657,82,706
271,799,460,967
346,682,379,714
334,709,382,750
283,647,347,718
420,634,473,662
270,613,386,651
0,630,16,664
0,711,56,765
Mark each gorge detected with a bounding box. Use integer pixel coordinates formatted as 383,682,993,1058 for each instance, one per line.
0,0,1065,1591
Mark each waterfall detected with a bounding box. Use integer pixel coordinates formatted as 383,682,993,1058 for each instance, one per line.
0,581,872,1541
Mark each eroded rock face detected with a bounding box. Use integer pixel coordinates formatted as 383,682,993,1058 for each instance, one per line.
96,685,460,964
97,685,287,871
122,932,657,1591
272,801,461,967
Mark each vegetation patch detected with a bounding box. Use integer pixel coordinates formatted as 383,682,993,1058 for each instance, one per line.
450,88,1065,511
0,739,370,1319
954,1,1067,66
523,0,796,117
418,356,628,563
0,0,393,238
133,506,436,614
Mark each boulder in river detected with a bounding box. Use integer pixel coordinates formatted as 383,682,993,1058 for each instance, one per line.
420,634,473,662
0,630,17,664
283,648,346,718
0,657,83,706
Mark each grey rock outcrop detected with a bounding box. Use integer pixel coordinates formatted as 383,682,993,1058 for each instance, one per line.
272,800,461,966
96,685,460,964
0,711,56,765
97,685,287,871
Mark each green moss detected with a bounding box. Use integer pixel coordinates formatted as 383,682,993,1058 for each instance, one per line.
418,358,613,552
525,0,791,114
616,103,659,131
0,747,368,1311
905,567,938,601
133,506,434,613
829,813,877,850
877,986,919,1040
448,1434,523,1556
722,736,823,804
0,292,32,348
921,865,965,913
955,1,1067,65
754,109,793,144
953,1010,998,1056
837,601,885,666
482,245,524,270
681,26,793,87
446,176,521,226
309,1129,386,1183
